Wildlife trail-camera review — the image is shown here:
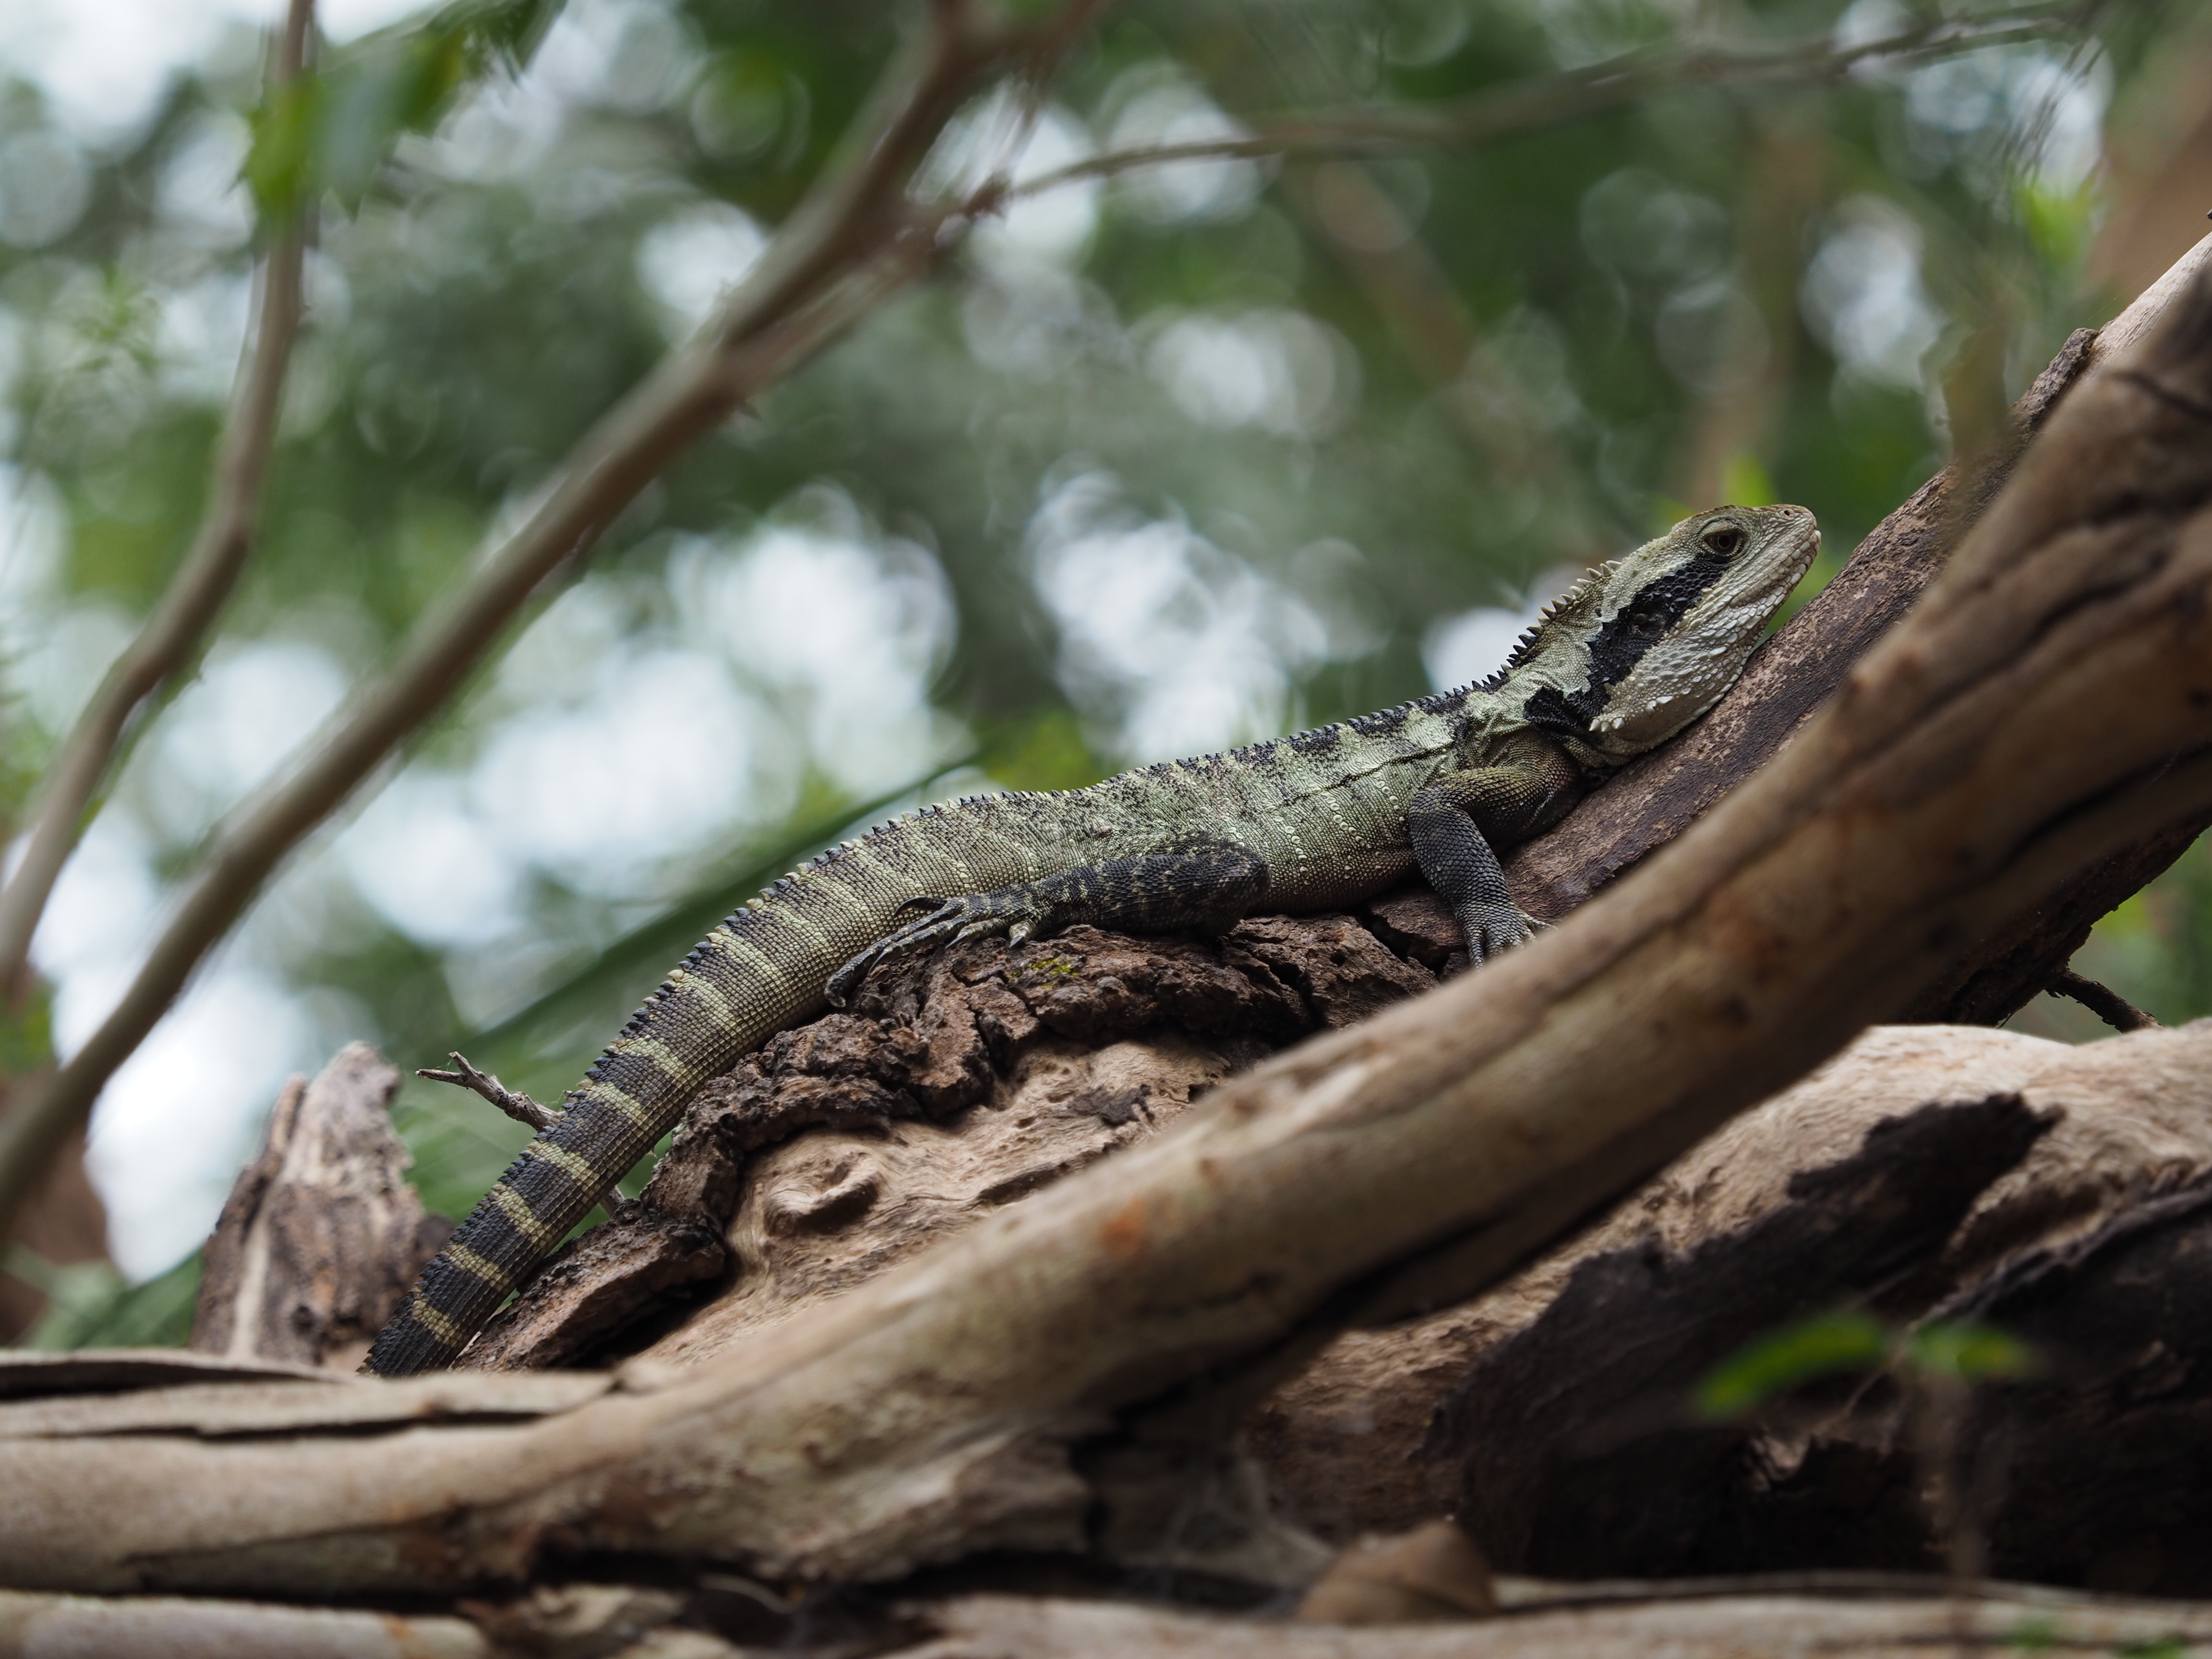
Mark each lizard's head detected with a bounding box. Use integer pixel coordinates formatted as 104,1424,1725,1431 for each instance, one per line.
1514,503,1820,763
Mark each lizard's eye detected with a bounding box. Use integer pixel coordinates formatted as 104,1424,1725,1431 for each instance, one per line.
1701,523,1746,558
1626,611,1663,636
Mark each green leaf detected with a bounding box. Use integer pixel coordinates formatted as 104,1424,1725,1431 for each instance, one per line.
1906,1319,2040,1383
1695,1311,1889,1419
432,0,565,72
244,71,324,218
316,28,473,208
242,0,568,220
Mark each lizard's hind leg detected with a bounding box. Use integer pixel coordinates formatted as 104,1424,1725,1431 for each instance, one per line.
826,835,1268,1006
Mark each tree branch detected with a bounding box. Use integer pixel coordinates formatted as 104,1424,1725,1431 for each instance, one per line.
0,2,1089,1248
994,5,2091,207
0,0,317,1003
7,242,2212,1600
2045,968,2159,1032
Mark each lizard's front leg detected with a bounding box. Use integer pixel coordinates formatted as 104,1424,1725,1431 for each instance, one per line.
1409,737,1584,965
826,834,1268,1005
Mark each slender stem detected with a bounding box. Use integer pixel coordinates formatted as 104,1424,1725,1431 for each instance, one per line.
0,0,317,1002
0,5,1065,1246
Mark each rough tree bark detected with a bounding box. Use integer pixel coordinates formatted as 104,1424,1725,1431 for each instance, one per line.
190,1044,451,1371
436,239,2212,1382
1506,231,2212,1027
4,238,2212,1609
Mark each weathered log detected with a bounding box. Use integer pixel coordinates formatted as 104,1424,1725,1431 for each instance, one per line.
454,253,2211,1380
4,252,2212,1599
190,1044,451,1370
891,1584,2212,1657
1257,1018,2212,1546
1427,1029,2212,1590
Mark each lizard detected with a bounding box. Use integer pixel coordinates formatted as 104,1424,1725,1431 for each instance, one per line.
365,502,1819,1377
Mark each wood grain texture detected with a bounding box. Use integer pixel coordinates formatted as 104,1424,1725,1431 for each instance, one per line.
190,1044,450,1370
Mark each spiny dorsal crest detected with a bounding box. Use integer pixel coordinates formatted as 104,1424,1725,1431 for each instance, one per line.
1480,558,1619,690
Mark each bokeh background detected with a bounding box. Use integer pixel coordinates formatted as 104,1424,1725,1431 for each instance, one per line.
0,0,2205,1343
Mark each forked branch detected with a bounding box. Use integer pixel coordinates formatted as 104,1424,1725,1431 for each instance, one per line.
0,0,317,998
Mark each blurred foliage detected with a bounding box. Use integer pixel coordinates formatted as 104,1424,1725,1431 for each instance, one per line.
5,1247,200,1348
1695,1310,1890,1418
249,0,565,214
1,0,2210,1337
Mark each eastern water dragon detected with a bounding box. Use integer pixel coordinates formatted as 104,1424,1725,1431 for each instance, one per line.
366,503,1819,1376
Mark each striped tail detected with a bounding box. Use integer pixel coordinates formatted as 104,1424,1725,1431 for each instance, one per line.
361,791,1068,1376
362,1010,728,1375
362,856,851,1376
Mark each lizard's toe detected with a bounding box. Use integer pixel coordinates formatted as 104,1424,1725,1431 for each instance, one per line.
828,892,1042,1005
1462,906,1542,966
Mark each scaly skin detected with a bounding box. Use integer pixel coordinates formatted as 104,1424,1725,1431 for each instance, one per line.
366,504,1818,1376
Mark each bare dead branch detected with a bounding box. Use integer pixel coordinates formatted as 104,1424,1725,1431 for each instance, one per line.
0,0,317,1000
418,1053,559,1134
189,1045,449,1370
0,1,1099,1248
2045,968,2159,1032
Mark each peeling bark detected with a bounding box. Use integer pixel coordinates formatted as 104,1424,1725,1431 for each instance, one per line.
191,1044,452,1370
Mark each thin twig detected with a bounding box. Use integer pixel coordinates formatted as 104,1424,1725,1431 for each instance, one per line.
993,7,2086,207
418,1052,558,1132
0,3,1081,1244
2046,968,2160,1033
0,0,317,1000
419,1052,633,1216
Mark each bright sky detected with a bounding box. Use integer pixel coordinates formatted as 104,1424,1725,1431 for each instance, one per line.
0,0,433,146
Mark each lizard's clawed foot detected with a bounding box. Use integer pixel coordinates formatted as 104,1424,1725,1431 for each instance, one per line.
1459,906,1549,966
826,889,1049,1007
